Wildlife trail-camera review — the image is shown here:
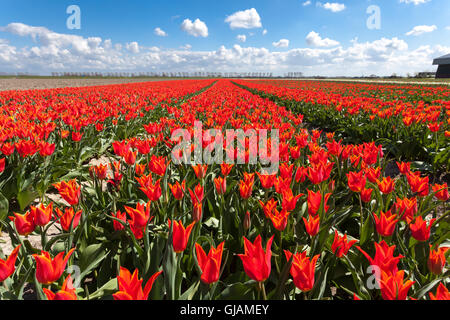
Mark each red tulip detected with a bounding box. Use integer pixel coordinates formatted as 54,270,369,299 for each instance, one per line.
9,211,36,236
54,207,82,232
379,270,414,300
168,181,185,200
238,235,274,282
256,172,276,189
192,164,208,180
432,183,449,201
0,245,21,282
409,216,435,242
303,214,320,237
31,202,53,227
357,241,403,275
168,219,195,253
373,210,398,237
53,179,81,206
195,242,224,284
331,230,357,258
406,172,429,197
149,155,169,176
347,170,366,193
33,248,75,285
427,245,449,275
214,176,227,195
113,267,162,300
429,283,450,300
377,177,395,195
284,250,320,292
43,275,77,300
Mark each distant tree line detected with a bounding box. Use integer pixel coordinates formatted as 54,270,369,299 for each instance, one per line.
49,72,279,78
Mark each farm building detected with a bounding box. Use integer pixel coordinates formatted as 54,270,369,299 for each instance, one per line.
433,54,450,78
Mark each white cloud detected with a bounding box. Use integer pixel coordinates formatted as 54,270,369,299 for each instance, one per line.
262,29,268,35
237,34,247,42
318,2,346,12
273,39,289,48
445,26,450,31
126,42,140,54
399,0,431,5
405,25,437,36
180,44,192,50
0,22,448,77
306,31,339,47
154,27,167,37
181,18,208,37
225,8,262,29
303,1,312,6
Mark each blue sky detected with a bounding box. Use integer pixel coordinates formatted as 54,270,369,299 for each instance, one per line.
0,0,449,76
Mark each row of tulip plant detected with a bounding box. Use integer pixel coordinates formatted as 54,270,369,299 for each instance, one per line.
234,80,450,174
0,79,448,300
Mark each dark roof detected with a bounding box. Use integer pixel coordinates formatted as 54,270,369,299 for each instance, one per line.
433,54,450,65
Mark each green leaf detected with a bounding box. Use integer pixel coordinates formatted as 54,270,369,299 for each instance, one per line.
17,188,38,211
87,278,118,300
179,280,200,300
411,279,442,300
78,243,109,279
0,192,9,222
360,215,372,247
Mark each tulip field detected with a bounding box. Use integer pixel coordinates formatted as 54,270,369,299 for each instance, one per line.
0,78,449,301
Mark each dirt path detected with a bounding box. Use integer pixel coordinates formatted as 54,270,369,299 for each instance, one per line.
0,78,164,91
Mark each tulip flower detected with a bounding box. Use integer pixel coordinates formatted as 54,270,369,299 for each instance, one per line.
149,155,169,176
53,179,81,206
365,167,381,184
192,202,203,223
284,250,320,292
189,184,204,205
112,210,127,231
0,245,21,282
396,162,411,175
267,208,291,231
281,189,303,212
124,149,137,165
406,172,429,197
357,241,403,275
360,188,373,203
195,242,225,284
259,199,278,218
124,202,152,230
331,230,358,258
427,245,449,275
39,142,55,157
239,179,253,199
256,172,276,189
303,214,320,237
220,163,233,177
274,176,291,194
0,158,4,173
379,270,415,300
279,163,294,180
238,235,274,282
347,170,366,193
409,216,436,242
192,164,208,180
307,162,333,185
214,176,227,195
243,211,251,231
54,207,82,232
168,181,185,200
91,164,108,180
31,202,53,227
432,183,449,201
168,220,195,253
373,210,398,237
43,275,77,300
135,163,146,176
113,267,162,300
295,166,308,183
71,131,83,142
9,211,36,236
307,189,331,216
112,141,130,157
137,174,162,201
377,177,395,194
33,248,75,285
429,283,450,300
394,197,418,222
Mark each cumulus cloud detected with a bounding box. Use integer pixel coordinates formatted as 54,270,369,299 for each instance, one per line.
180,44,192,50
405,25,437,36
0,22,447,77
181,18,208,37
317,2,346,12
225,8,262,29
154,27,167,37
262,29,268,35
303,1,312,6
237,35,247,42
272,39,289,48
306,31,339,47
399,0,431,5
126,42,140,53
